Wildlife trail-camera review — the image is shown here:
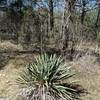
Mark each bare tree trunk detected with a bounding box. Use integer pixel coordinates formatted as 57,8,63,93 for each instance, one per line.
62,0,76,60
48,0,54,31
95,0,100,27
81,0,86,24
62,0,69,50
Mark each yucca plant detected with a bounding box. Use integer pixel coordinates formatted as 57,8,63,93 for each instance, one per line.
17,54,83,100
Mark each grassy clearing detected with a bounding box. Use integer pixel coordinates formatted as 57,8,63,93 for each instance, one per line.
0,54,100,100
0,41,100,100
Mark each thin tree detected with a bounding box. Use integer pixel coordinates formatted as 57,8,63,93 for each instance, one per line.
62,0,77,60
48,0,54,31
81,0,87,24
95,0,100,27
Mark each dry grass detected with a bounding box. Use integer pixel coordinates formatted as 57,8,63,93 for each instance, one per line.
71,54,100,100
0,54,100,100
73,55,100,74
75,42,100,52
0,60,20,100
0,53,36,100
0,41,100,100
0,41,23,51
75,70,100,100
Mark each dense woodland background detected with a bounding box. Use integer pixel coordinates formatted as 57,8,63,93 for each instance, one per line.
0,0,100,100
0,0,100,49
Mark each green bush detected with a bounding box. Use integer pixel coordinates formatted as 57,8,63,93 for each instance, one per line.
17,54,83,100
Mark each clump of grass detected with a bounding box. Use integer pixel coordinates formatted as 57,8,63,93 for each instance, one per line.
17,54,84,100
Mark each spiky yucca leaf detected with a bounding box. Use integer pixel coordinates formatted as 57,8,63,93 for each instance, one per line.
17,54,82,100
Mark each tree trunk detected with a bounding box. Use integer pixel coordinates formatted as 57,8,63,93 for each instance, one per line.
48,0,54,31
95,0,100,27
62,0,76,60
81,0,86,24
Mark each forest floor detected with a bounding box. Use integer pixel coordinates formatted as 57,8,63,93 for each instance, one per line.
0,41,100,100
